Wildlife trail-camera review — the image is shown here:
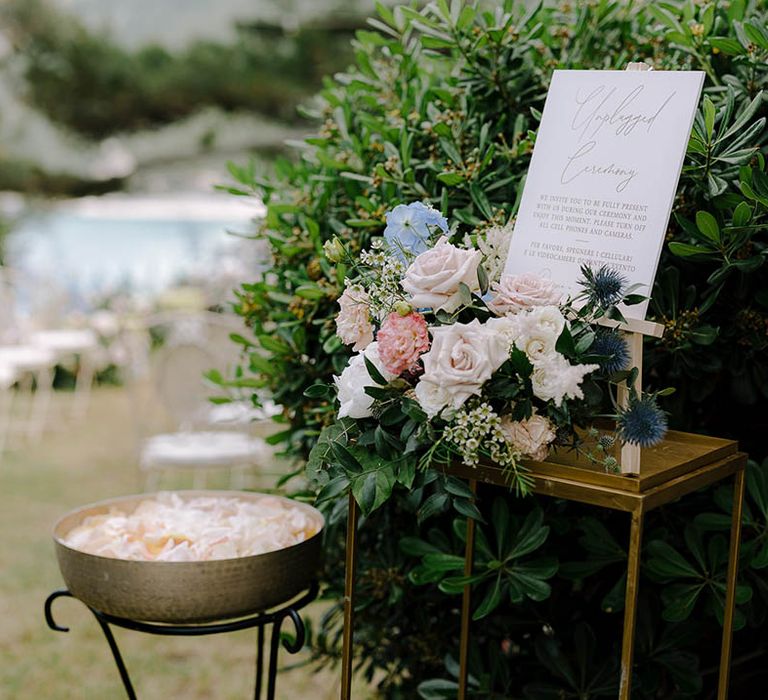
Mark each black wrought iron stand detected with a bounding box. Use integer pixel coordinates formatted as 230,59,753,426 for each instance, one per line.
44,582,319,700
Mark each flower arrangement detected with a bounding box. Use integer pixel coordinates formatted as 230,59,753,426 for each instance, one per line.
311,201,669,500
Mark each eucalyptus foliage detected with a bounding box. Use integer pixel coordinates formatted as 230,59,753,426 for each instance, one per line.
221,1,768,697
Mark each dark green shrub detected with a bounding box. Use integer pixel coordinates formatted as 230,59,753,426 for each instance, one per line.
222,1,768,697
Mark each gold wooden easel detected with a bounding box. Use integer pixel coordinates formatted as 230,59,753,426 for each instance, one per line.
341,322,747,700
340,62,743,700
340,432,747,700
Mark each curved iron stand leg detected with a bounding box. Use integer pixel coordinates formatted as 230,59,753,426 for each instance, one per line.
45,585,316,700
93,616,138,700
254,624,265,700
45,589,74,632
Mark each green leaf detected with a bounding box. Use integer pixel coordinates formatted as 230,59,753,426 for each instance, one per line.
363,356,387,385
477,264,489,296
470,184,493,220
555,325,576,356
352,471,377,513
668,242,713,257
732,201,753,227
417,679,460,699
457,282,473,307
418,492,450,524
294,284,327,300
422,552,466,572
646,541,700,580
315,475,350,504
509,509,549,559
661,583,703,622
400,536,441,557
695,210,720,243
743,21,768,50
439,138,462,164
444,477,475,499
473,575,503,620
453,498,484,521
303,383,331,399
703,96,716,141
373,466,396,510
330,442,363,474
436,172,465,186
709,37,746,55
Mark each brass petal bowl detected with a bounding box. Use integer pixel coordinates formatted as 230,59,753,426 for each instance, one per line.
53,490,324,623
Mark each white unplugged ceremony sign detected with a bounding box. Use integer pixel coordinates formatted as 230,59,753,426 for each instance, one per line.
504,69,704,320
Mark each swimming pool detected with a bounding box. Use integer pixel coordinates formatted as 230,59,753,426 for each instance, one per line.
5,193,265,310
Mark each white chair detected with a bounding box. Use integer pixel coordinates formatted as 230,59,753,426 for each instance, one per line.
0,269,59,440
0,345,56,440
29,328,99,420
123,311,272,491
0,266,98,434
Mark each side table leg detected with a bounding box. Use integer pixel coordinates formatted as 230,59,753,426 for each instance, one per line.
458,479,477,700
340,492,359,700
718,468,746,700
619,506,644,700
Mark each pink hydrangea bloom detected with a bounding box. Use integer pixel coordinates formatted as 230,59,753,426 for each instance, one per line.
376,312,430,376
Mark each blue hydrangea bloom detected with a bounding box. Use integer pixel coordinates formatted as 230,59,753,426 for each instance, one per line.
383,202,448,261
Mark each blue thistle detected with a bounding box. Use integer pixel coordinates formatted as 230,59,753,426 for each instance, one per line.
617,395,668,448
591,329,630,374
581,265,627,308
598,434,616,450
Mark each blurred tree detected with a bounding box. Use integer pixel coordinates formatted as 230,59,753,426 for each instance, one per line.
0,0,359,139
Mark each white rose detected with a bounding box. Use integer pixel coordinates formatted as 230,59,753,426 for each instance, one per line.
418,319,509,413
336,285,374,351
334,342,397,419
488,273,562,316
402,237,482,312
531,354,599,407
514,305,566,362
485,315,520,354
413,379,452,419
500,413,556,461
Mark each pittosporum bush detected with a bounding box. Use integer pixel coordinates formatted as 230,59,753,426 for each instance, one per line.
220,1,768,697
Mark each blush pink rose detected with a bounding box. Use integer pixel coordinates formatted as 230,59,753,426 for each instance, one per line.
336,285,374,351
376,311,430,375
488,273,561,316
416,319,509,416
499,413,556,461
402,237,482,312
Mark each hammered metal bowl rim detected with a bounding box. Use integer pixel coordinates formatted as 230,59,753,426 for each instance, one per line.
52,489,325,566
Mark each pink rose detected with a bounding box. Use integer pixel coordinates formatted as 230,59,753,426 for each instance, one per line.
377,312,430,375
402,237,482,312
488,273,561,316
500,414,556,461
336,285,374,351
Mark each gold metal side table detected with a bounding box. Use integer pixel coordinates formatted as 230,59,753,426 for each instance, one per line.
339,431,748,700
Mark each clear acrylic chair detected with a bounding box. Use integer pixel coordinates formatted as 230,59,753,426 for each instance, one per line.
123,310,272,491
